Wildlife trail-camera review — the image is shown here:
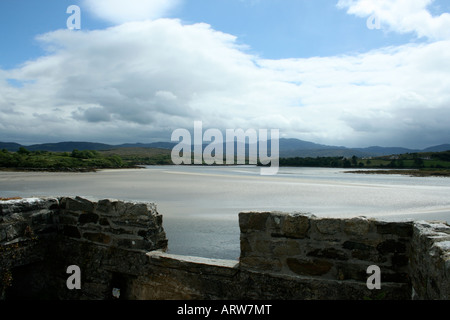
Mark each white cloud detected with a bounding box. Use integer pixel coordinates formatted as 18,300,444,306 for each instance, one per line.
1,6,450,148
337,0,450,40
82,0,181,24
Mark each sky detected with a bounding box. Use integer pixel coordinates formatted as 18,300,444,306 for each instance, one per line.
0,0,450,149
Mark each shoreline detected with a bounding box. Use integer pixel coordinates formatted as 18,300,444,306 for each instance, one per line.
346,169,450,177
0,165,142,173
2,165,450,177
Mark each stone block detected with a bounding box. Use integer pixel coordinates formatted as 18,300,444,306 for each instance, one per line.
307,248,348,261
95,199,120,216
78,213,99,225
239,212,271,233
63,196,94,213
344,217,370,237
63,225,81,239
272,239,301,257
124,203,150,216
58,213,78,225
315,218,342,235
377,239,407,254
281,214,310,239
240,256,282,272
342,240,373,251
376,221,414,237
83,232,111,245
286,258,333,277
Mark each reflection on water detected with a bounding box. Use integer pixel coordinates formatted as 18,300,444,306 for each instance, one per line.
1,166,449,259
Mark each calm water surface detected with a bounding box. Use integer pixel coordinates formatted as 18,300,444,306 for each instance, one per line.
1,166,449,259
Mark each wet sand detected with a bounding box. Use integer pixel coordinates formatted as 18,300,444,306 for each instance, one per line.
1,166,449,259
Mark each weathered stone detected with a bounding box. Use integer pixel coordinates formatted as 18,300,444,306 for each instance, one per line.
0,228,6,241
286,258,333,276
239,212,270,232
240,256,282,272
0,198,59,216
239,237,252,256
83,232,111,244
2,198,450,300
272,239,301,257
63,225,81,239
307,248,348,261
392,254,409,267
334,263,369,282
342,241,373,251
99,217,110,226
377,239,406,254
109,218,152,228
58,213,79,225
281,214,310,239
124,203,150,216
95,199,117,215
376,221,413,237
344,217,370,236
351,249,371,261
78,213,99,225
63,196,94,213
265,212,284,234
315,218,342,235
5,224,18,241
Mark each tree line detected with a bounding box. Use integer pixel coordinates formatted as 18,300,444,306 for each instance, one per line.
0,147,125,170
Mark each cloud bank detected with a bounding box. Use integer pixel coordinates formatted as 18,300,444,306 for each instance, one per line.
337,0,450,40
0,0,449,148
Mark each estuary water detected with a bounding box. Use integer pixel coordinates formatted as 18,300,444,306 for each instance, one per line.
1,166,449,259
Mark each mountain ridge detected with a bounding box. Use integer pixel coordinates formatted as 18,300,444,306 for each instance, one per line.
1,139,449,158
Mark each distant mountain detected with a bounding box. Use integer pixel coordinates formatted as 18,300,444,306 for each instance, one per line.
0,142,22,152
1,139,449,158
422,144,450,152
352,146,419,157
27,142,113,152
117,142,177,150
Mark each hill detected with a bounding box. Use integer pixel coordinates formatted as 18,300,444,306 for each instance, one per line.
1,139,449,158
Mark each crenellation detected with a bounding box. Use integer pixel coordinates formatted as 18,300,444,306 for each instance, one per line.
0,197,449,300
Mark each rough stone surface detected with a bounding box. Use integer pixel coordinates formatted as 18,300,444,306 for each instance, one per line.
1,199,449,300
0,197,167,300
239,211,449,299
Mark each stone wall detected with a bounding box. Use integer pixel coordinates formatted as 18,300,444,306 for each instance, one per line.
58,196,167,252
409,221,450,299
239,212,411,286
1,197,449,300
0,197,167,299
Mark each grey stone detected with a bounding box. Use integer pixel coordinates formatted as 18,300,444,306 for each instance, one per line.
344,217,370,236
315,218,342,235
239,212,271,232
281,213,310,239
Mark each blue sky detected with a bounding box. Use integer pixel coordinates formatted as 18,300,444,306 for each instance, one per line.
1,0,450,148
1,0,434,67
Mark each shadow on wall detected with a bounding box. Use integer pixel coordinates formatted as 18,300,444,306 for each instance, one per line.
0,197,449,300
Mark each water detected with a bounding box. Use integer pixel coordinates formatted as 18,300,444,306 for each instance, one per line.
1,166,449,259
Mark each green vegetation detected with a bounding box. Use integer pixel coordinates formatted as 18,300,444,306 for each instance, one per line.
1,145,449,177
279,151,450,169
0,147,127,171
98,147,173,165
277,151,450,177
